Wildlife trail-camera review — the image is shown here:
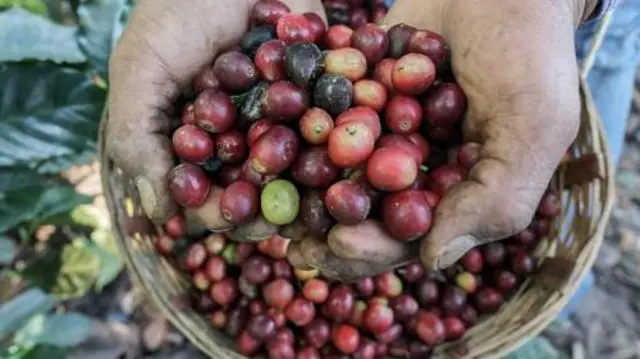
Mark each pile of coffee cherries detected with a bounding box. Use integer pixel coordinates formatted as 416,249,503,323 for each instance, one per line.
154,0,562,358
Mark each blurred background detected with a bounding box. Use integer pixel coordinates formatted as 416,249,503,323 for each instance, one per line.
0,1,639,358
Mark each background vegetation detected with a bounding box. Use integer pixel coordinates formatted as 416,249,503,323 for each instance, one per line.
0,1,132,358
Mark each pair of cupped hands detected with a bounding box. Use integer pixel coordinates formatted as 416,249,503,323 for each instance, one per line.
106,0,596,282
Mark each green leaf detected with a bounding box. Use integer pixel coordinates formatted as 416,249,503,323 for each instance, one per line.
50,239,100,299
0,167,47,193
69,203,109,229
0,235,18,264
76,0,132,77
19,249,63,292
34,148,95,175
0,8,85,63
19,236,120,298
0,0,48,15
78,203,123,289
14,313,92,347
0,288,54,338
0,184,91,233
91,228,118,254
20,346,68,359
0,345,33,359
2,345,69,359
0,63,105,172
88,231,122,290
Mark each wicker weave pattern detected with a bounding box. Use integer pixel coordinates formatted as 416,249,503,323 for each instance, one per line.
99,15,615,359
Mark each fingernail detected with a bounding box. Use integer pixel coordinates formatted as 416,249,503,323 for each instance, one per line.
436,235,479,269
135,176,158,219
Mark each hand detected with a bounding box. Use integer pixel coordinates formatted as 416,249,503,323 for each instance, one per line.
288,0,596,282
105,0,325,234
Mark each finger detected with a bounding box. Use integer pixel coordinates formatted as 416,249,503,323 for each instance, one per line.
106,25,184,223
421,126,571,269
280,219,308,241
188,186,281,237
420,166,531,270
286,241,311,270
187,187,234,231
105,105,178,223
327,220,418,266
421,102,579,270
227,215,279,242
295,237,401,283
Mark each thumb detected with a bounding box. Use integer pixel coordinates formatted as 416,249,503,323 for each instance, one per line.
420,164,538,270
105,14,186,223
105,92,178,223
420,131,564,270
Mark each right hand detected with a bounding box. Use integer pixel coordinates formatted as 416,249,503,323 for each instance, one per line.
288,0,594,282
106,0,325,233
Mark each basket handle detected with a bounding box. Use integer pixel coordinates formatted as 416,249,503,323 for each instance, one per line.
580,9,614,78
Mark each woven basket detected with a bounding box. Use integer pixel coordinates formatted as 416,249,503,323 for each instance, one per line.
100,14,616,359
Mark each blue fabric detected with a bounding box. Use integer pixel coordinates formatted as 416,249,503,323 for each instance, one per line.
577,1,640,166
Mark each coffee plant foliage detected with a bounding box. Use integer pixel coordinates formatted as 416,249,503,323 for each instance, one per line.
0,2,131,358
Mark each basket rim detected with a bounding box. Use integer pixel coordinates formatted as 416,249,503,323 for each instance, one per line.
99,79,616,359
98,11,617,358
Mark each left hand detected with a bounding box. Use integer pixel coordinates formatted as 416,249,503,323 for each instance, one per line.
105,0,325,235
288,0,593,282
